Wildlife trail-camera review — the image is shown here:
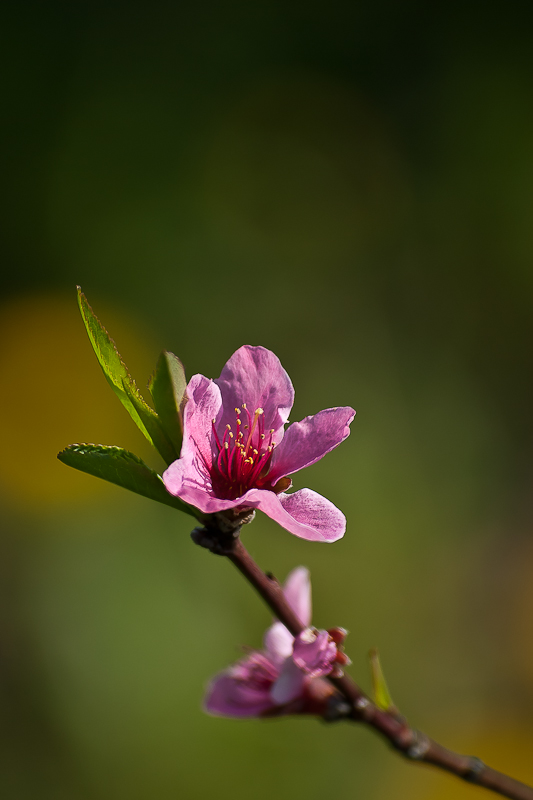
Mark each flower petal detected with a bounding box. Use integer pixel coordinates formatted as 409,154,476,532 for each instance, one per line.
270,657,307,705
264,621,294,663
269,407,355,482
204,652,278,718
292,629,337,677
246,487,346,542
180,374,223,467
163,452,241,514
204,674,275,717
215,346,294,442
283,567,312,627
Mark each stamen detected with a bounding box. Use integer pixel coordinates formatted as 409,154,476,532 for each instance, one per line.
228,440,238,480
217,445,226,474
211,404,276,499
222,426,231,446
243,404,253,430
244,408,264,456
211,421,223,451
247,451,269,485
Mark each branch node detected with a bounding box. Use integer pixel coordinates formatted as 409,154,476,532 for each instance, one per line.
323,696,353,722
351,696,372,719
190,525,236,555
464,757,487,783
190,510,256,555
407,731,431,761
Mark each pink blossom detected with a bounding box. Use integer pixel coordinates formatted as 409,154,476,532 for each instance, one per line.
204,567,345,718
163,346,355,542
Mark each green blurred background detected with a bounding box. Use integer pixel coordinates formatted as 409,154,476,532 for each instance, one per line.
1,1,533,797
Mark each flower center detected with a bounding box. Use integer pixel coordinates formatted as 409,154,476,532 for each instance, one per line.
229,652,279,691
211,404,276,499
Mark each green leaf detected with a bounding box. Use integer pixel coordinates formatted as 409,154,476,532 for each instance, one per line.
369,648,396,712
58,443,200,519
148,351,187,455
77,287,150,437
77,287,178,465
121,379,179,466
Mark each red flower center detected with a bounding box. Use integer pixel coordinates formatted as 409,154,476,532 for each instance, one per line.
211,405,276,500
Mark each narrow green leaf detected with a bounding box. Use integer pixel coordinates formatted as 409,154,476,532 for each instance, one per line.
369,648,396,712
77,286,153,442
76,287,178,464
121,378,178,465
148,351,187,455
58,443,200,519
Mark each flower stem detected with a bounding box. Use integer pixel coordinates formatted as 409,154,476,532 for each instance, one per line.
192,524,533,800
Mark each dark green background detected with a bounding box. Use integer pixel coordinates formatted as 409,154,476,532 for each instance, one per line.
1,2,533,798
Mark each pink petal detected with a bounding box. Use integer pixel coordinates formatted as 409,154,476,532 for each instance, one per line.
264,621,294,663
214,346,294,443
163,453,242,514
292,629,337,677
204,652,278,718
246,487,346,542
204,674,276,717
269,407,355,483
283,567,312,627
270,657,307,705
180,374,223,467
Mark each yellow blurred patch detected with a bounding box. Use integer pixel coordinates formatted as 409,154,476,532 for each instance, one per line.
0,292,159,511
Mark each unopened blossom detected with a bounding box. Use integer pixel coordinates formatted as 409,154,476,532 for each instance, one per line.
163,346,355,542
204,567,348,718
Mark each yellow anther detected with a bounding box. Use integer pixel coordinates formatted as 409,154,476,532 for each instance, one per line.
244,425,249,429
224,442,229,449
237,419,242,426
270,429,275,434
253,449,258,456
242,403,247,409
226,423,232,429
235,408,241,415
255,407,264,415
212,418,216,424
260,434,265,439
229,432,234,439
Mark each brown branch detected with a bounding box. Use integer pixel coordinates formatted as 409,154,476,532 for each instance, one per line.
191,522,533,800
